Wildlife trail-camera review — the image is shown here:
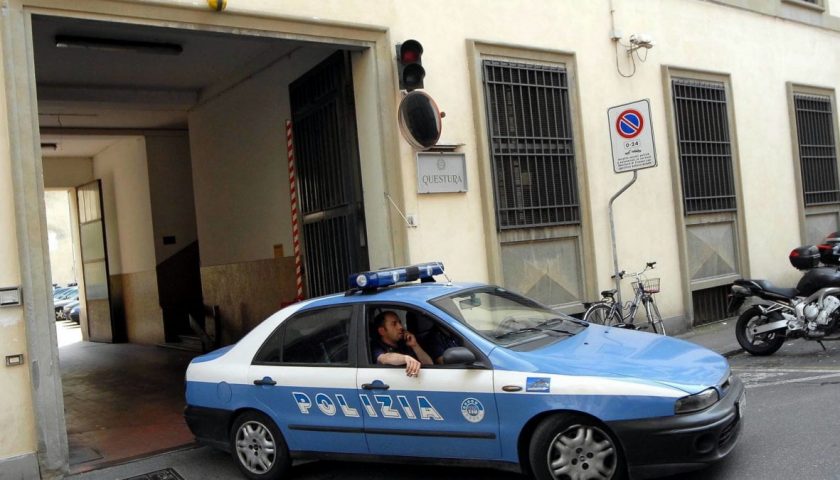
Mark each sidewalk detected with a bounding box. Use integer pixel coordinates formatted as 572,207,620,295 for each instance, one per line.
675,318,743,358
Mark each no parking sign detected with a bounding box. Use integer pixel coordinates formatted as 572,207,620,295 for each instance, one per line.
608,99,657,173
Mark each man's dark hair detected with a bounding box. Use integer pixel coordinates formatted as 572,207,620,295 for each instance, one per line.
373,310,397,330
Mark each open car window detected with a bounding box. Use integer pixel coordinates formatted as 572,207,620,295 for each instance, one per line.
365,304,468,367
430,287,586,347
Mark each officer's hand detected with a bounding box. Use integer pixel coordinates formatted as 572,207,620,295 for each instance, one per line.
404,331,418,348
405,355,421,377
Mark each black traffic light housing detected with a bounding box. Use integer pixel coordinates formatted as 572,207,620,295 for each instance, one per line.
396,40,425,91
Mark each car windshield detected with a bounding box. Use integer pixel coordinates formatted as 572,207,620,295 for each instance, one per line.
430,286,586,347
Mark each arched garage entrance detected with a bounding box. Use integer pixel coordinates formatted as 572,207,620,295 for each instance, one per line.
6,5,400,475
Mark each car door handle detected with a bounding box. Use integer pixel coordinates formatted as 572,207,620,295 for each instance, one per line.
362,380,390,390
253,376,277,386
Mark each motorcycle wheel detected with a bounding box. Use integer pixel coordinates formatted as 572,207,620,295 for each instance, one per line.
735,306,785,356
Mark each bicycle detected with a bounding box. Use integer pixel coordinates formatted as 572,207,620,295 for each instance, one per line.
583,261,666,335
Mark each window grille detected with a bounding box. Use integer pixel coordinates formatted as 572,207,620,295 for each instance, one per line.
483,60,580,229
672,78,737,214
692,285,731,326
794,93,839,206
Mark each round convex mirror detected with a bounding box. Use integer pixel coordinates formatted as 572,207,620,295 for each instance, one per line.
398,91,442,150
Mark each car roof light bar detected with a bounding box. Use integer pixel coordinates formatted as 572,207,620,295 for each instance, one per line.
348,262,444,290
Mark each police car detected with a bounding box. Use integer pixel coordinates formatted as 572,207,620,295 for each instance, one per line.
185,262,743,480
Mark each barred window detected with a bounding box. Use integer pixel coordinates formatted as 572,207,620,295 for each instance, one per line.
483,60,579,229
794,93,839,206
672,78,737,214
786,0,823,7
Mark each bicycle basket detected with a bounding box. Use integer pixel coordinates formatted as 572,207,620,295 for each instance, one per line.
632,278,660,294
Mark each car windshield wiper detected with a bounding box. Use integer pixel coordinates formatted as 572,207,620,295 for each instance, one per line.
493,327,545,340
535,317,585,334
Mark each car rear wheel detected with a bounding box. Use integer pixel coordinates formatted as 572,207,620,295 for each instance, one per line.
230,411,290,480
529,413,624,480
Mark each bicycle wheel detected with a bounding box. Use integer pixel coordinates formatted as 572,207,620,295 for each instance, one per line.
644,297,666,335
584,302,621,326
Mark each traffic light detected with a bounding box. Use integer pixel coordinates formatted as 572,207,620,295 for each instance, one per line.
396,40,425,91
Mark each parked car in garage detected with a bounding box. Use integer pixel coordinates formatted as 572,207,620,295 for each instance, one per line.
184,263,743,480
62,300,80,323
53,286,78,320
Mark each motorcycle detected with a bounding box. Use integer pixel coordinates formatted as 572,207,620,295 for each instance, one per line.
728,242,840,356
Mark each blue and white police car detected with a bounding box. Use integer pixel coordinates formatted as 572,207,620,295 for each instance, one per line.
185,263,743,480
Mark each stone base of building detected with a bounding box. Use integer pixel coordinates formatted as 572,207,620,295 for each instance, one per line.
0,452,40,479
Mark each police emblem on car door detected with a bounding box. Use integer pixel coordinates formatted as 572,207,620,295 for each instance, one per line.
358,305,500,459
248,305,367,454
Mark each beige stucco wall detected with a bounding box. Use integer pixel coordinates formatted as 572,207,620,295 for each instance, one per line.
201,257,297,345
93,136,162,342
634,0,838,288
146,134,197,265
188,45,334,268
222,0,834,317
42,156,93,189
121,269,164,344
93,136,156,275
237,0,836,314
0,30,36,460
0,320,37,460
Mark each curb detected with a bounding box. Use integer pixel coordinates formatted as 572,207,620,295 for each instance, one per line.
721,348,744,358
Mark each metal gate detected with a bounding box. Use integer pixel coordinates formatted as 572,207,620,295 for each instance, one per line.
481,59,585,311
290,51,368,297
672,77,741,325
793,92,840,244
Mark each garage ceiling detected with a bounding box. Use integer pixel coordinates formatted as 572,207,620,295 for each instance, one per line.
32,14,339,157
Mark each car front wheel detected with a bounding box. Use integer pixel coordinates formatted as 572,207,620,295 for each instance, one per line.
529,413,624,480
230,411,290,480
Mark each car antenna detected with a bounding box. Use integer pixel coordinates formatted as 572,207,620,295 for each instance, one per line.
436,261,452,285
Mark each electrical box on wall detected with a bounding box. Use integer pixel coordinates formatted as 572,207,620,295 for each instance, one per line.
6,354,23,367
0,287,22,307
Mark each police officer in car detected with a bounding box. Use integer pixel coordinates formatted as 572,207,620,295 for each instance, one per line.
372,311,433,376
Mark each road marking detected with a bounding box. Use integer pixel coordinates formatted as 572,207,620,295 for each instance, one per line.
733,368,840,374
741,372,840,389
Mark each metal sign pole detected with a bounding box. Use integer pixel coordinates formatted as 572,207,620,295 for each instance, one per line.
608,170,638,307
607,99,656,309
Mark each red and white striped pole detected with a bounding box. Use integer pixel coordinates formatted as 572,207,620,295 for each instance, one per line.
286,120,304,302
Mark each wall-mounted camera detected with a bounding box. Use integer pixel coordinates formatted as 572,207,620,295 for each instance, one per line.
629,34,655,50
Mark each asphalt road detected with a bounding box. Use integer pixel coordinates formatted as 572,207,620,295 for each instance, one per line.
72,338,840,480
666,337,840,480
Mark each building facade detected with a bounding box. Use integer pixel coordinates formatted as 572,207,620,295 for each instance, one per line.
2,0,840,477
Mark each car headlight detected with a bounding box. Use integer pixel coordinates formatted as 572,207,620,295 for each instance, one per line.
674,387,719,414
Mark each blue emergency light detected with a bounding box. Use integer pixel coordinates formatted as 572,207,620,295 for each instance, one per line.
349,262,444,290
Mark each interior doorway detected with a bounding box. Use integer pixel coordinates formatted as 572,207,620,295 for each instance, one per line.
44,189,83,347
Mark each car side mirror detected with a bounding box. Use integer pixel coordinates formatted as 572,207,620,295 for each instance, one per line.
442,347,476,365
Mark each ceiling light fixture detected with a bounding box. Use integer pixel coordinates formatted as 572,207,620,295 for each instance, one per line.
55,35,183,55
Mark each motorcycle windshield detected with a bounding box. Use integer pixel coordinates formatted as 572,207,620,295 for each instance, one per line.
496,324,729,394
